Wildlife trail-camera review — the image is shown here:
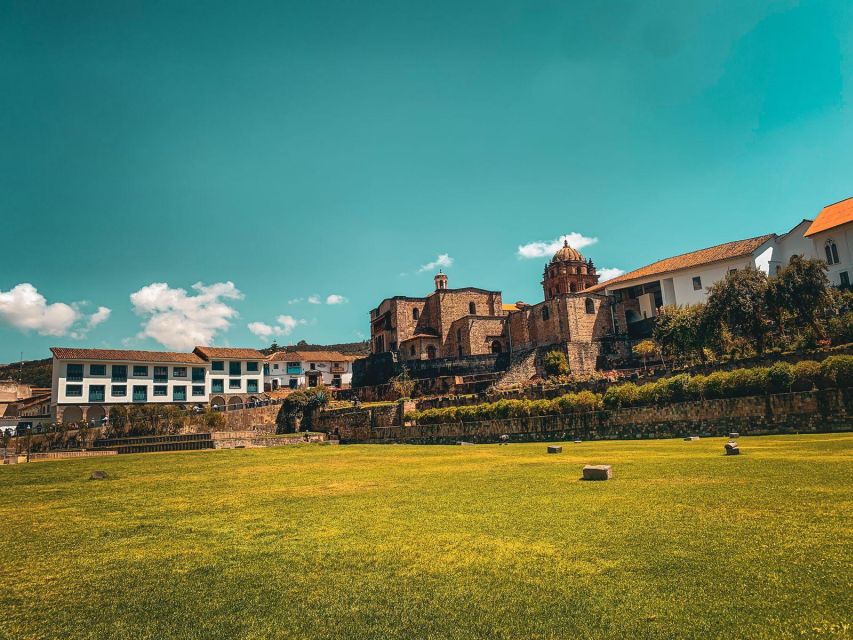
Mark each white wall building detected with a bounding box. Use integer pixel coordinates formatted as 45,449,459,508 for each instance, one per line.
265,351,355,390
50,346,266,424
802,197,853,288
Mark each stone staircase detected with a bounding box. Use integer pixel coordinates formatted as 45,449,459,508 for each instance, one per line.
494,348,538,388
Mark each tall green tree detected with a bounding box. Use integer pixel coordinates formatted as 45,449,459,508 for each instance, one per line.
653,304,714,363
705,267,771,355
768,255,831,338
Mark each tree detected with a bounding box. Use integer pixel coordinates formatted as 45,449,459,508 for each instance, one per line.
653,305,713,364
768,255,831,339
632,340,657,370
390,366,415,399
542,351,569,377
705,267,772,355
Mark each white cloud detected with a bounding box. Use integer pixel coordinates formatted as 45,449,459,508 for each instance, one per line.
130,281,242,351
287,298,303,305
418,253,454,272
517,233,598,259
248,314,305,340
0,283,111,337
307,295,322,304
598,267,625,282
326,294,347,305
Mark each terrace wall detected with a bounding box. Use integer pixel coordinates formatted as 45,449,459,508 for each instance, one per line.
333,388,853,444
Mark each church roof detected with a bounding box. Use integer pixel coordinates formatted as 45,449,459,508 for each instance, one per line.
589,233,776,291
551,240,585,263
805,197,853,237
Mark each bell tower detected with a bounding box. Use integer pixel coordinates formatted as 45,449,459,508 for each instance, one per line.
434,270,448,291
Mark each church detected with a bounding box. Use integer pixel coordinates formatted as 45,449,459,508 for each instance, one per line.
367,240,612,376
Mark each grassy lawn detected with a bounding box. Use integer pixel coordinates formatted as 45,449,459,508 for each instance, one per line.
1,435,851,640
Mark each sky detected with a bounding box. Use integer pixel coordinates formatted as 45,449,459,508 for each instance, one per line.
1,0,852,362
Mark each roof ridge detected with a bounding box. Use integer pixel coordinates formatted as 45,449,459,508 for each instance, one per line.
638,233,776,267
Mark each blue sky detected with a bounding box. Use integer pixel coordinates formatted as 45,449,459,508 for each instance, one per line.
1,0,852,362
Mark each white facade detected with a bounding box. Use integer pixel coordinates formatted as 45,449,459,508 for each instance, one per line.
265,352,354,391
805,224,852,287
50,347,267,422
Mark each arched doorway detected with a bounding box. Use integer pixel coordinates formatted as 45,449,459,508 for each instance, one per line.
87,405,106,425
426,345,436,360
209,395,226,409
62,406,83,425
491,341,502,354
228,396,243,410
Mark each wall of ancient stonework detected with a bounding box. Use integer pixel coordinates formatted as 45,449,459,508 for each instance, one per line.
315,403,402,434
187,404,279,432
332,388,853,443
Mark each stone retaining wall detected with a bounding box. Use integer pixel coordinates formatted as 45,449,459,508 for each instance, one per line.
335,388,853,444
211,431,329,449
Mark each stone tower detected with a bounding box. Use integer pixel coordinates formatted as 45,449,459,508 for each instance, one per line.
541,240,600,299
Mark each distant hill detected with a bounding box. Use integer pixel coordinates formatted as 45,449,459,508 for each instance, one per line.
262,340,370,357
0,358,52,388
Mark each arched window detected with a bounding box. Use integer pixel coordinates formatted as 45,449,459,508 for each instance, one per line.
426,345,436,360
542,306,550,321
491,340,502,354
412,308,419,320
410,345,416,356
826,240,840,265
585,298,595,314
576,267,581,274
469,302,476,314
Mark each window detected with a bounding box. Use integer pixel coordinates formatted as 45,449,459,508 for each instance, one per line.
153,385,168,397
289,379,298,389
310,363,316,370
90,364,106,376
469,302,476,314
729,268,738,274
692,276,702,291
456,328,462,342
542,306,550,321
111,365,127,382
211,360,224,372
410,345,416,356
229,379,241,389
247,380,258,393
211,379,224,393
89,385,105,403
132,365,148,377
173,386,187,401
332,374,341,388
570,283,577,293
192,385,205,397
229,361,241,376
426,345,436,360
112,385,127,397
66,384,83,397
585,298,595,314
246,361,259,372
825,240,840,265
412,308,419,320
273,363,279,370
67,364,83,381
286,362,301,374
192,367,205,382
263,364,270,375
132,386,147,402
841,271,850,287
173,367,187,378
153,366,168,383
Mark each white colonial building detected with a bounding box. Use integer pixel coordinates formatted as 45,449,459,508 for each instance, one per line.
50,346,267,424
802,197,852,288
264,351,355,390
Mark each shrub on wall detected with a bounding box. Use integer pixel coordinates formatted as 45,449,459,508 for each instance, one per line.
543,351,569,377
792,360,822,391
767,362,795,394
820,355,853,388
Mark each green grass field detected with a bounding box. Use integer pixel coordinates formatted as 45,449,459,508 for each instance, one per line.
1,435,851,640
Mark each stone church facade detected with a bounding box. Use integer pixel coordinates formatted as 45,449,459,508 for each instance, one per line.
367,241,612,376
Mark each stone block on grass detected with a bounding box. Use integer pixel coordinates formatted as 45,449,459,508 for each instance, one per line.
547,445,562,454
583,465,612,480
89,470,107,480
724,442,740,455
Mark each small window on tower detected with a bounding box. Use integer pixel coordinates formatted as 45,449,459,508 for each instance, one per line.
585,298,595,314
692,276,702,291
542,306,550,321
412,308,419,320
469,302,476,314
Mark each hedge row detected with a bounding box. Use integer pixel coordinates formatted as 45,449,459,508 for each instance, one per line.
603,356,853,408
405,390,602,425
405,356,853,424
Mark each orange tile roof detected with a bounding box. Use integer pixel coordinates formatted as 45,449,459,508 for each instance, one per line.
267,350,356,362
50,347,206,364
590,234,776,291
805,197,853,237
193,346,266,360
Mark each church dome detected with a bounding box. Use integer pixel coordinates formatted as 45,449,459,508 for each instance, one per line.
551,239,584,263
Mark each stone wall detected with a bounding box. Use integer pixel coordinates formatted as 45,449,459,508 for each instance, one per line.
334,388,853,444
187,404,279,432
211,431,329,448
315,402,403,434
353,351,509,390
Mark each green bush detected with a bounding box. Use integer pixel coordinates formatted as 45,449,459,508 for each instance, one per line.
543,351,569,377
603,383,638,409
820,355,853,388
792,360,822,391
827,312,853,346
702,371,728,399
767,362,795,394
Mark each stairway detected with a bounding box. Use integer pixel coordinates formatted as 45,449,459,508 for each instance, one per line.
494,348,538,388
